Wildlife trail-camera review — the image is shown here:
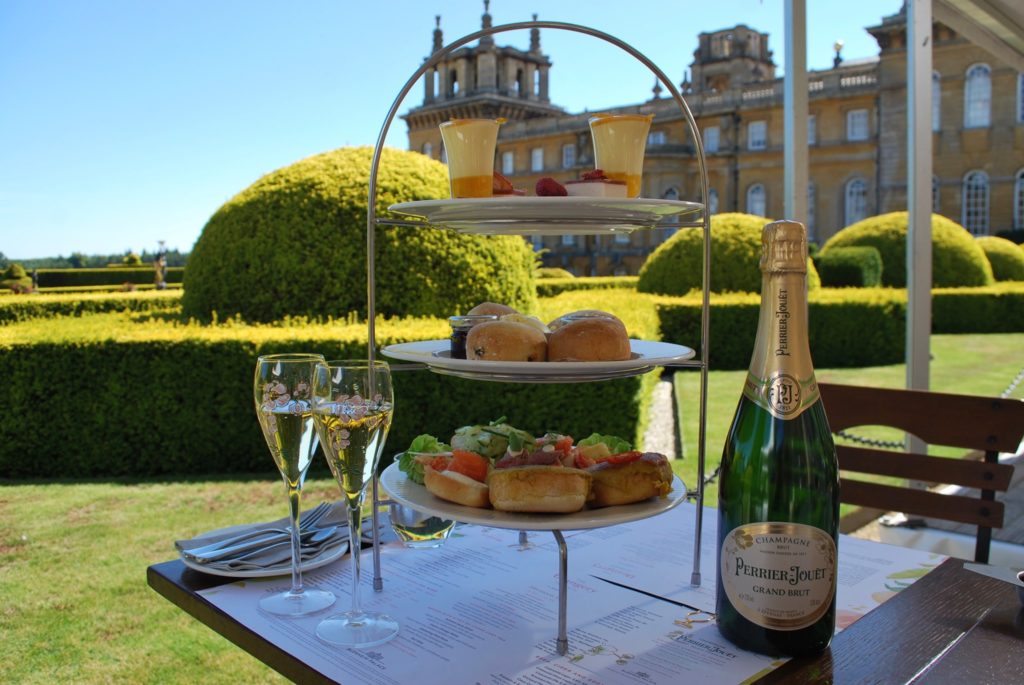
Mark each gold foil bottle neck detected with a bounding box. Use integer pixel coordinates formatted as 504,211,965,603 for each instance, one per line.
761,220,807,273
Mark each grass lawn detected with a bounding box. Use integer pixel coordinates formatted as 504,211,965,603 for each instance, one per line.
1,332,1021,683
671,332,1024,508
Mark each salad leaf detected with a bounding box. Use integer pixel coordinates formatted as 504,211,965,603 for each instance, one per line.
398,434,450,484
452,418,535,459
577,433,632,455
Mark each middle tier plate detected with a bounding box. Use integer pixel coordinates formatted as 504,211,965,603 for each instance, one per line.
386,196,704,234
381,339,696,383
380,462,688,532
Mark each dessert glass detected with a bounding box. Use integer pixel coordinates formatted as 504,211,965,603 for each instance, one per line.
439,118,504,198
588,114,654,198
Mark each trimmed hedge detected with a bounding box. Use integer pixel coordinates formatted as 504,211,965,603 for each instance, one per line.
821,212,993,287
638,213,820,295
658,284,1024,370
183,146,537,323
976,236,1024,282
0,315,651,478
932,283,1024,333
815,246,882,287
657,289,907,370
36,267,184,288
0,290,183,324
536,276,639,298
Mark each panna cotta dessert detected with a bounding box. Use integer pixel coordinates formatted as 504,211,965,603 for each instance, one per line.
565,169,628,198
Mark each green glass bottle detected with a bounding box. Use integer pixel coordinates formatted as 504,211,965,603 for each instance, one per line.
715,220,839,657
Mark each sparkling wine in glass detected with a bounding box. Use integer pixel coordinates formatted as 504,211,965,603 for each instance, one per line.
312,359,399,648
254,353,336,617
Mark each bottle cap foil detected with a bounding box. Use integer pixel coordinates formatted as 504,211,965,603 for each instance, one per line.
761,220,807,273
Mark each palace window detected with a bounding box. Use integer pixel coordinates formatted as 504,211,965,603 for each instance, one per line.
422,142,433,158
748,121,767,150
807,182,816,238
561,234,575,246
961,170,989,235
1014,169,1024,230
704,126,719,153
708,188,719,215
746,183,766,217
964,64,991,128
502,151,515,175
561,144,575,169
614,232,631,244
531,147,544,172
846,109,869,141
844,178,868,226
647,130,667,146
933,176,941,213
932,72,941,132
1018,74,1024,124
807,115,817,145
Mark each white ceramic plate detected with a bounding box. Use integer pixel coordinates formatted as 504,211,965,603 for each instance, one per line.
381,339,695,382
380,463,687,532
180,540,349,579
387,197,704,234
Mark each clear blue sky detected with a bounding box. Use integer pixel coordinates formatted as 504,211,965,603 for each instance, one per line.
0,1,898,259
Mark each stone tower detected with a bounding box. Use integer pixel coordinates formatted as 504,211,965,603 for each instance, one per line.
689,25,776,93
404,3,563,160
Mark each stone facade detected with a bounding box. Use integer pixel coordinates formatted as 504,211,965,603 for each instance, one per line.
405,7,1024,276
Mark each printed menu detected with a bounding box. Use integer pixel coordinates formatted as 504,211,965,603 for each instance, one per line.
198,503,944,684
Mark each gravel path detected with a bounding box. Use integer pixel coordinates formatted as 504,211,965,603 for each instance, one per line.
642,378,677,459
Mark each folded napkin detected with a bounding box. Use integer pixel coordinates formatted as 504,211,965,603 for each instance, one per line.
175,502,389,572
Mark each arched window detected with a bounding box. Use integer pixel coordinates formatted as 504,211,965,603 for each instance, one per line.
964,64,991,128
450,70,459,96
708,188,719,215
961,170,990,235
663,187,679,201
844,178,868,226
807,182,816,238
746,184,766,217
1014,169,1024,230
422,142,433,158
932,72,941,132
932,175,940,213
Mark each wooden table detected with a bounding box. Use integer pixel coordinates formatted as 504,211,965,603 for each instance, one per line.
148,555,1024,684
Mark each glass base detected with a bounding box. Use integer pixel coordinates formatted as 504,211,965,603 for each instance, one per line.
316,611,399,648
259,588,336,617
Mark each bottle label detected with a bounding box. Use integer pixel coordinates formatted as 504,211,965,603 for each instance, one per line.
720,522,837,631
743,371,820,420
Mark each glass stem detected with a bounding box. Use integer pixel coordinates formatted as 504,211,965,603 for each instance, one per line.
348,500,363,617
288,483,304,595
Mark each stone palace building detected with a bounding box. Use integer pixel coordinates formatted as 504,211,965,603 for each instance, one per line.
404,5,1024,276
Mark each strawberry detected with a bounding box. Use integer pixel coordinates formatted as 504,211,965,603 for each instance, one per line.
535,177,567,196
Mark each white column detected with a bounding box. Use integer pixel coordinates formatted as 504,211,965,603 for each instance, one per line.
907,0,932,397
784,0,808,225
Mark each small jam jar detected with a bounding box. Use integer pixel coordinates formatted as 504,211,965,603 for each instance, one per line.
448,314,498,359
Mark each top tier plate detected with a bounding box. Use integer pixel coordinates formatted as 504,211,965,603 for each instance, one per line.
386,197,704,235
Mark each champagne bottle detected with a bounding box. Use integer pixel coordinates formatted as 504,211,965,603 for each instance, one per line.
715,220,839,657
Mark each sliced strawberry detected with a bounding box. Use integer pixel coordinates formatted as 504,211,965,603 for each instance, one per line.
536,177,567,196
601,451,644,466
492,171,515,194
582,169,608,181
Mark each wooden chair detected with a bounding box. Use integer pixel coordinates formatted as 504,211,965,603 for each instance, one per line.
818,382,1024,563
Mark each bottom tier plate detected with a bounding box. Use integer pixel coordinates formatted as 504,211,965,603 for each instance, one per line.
379,462,687,532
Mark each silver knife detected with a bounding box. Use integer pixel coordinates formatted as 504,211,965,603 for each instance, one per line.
963,562,1024,587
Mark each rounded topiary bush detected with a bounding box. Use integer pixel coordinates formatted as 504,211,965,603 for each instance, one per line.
537,267,574,279
976,236,1024,281
815,246,883,287
637,213,820,295
182,146,537,322
820,211,993,287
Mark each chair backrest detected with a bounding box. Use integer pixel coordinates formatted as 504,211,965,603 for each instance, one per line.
818,382,1024,563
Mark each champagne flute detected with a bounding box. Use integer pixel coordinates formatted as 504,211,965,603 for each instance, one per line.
312,359,399,648
254,353,336,616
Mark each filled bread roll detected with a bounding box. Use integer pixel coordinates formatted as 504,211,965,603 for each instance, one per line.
488,466,592,513
588,453,673,507
467,320,547,362
468,302,518,317
547,317,630,362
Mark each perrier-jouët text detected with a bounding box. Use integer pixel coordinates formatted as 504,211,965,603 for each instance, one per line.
715,220,840,657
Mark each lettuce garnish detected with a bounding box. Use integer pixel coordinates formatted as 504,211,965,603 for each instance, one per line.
398,434,450,484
